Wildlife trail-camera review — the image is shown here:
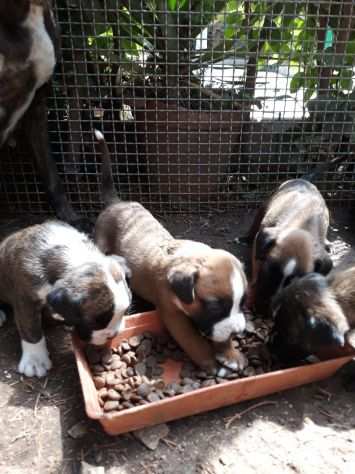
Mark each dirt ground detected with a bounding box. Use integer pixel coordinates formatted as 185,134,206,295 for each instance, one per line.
1,208,355,474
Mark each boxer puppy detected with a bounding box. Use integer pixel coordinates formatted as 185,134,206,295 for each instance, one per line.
94,130,247,373
0,220,131,377
0,1,87,230
270,264,355,363
246,179,332,317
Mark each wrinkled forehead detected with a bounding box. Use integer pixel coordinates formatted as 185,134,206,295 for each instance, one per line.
196,256,245,299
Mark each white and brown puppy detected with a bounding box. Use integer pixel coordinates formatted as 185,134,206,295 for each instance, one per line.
246,179,333,317
94,130,247,373
0,220,131,377
270,263,355,363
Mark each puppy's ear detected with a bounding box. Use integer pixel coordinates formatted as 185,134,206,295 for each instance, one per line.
167,264,199,305
255,228,277,260
47,286,82,325
109,255,132,279
314,254,333,276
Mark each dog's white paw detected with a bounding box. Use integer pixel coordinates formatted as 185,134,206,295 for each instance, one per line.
216,352,248,372
0,309,7,327
18,337,52,378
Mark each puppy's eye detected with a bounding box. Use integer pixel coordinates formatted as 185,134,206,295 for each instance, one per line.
283,275,293,287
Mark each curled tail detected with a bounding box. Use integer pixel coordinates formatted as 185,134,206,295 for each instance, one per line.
301,154,352,182
94,129,119,206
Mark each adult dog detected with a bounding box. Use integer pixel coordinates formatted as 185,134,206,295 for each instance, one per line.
0,1,86,229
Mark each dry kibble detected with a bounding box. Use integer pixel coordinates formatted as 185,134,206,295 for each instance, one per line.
107,389,121,401
182,377,195,386
137,382,152,398
122,401,134,409
98,387,108,399
147,392,160,403
122,353,133,365
93,376,106,390
104,400,120,412
121,341,131,352
111,359,123,370
128,335,143,348
201,379,216,388
126,367,135,377
153,379,165,390
105,373,117,387
142,331,154,340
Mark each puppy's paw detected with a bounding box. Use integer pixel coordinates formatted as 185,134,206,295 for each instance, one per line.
216,349,248,372
0,309,7,327
18,338,52,378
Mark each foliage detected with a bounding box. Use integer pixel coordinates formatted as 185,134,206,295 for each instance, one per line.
85,0,355,110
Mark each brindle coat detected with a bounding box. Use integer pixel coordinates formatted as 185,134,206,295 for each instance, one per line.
270,261,355,362
94,131,248,373
246,179,332,317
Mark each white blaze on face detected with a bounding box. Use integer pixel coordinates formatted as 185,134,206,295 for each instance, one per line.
211,269,246,343
90,268,131,346
283,258,297,278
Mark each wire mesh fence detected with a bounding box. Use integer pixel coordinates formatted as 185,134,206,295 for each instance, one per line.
1,0,355,218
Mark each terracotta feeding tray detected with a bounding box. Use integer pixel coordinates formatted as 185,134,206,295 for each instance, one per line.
72,311,353,435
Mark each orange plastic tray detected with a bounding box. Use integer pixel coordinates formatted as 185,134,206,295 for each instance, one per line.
72,311,353,435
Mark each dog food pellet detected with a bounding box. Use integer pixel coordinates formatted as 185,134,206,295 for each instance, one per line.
137,382,152,398
147,392,160,403
107,389,121,401
104,400,120,412
93,376,106,389
128,335,143,348
121,341,130,352
201,379,216,388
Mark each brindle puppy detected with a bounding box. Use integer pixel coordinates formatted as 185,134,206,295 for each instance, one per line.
246,179,332,317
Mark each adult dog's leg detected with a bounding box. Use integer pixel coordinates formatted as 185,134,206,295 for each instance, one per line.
21,85,93,233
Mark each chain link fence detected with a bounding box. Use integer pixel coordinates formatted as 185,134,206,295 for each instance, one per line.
1,0,355,217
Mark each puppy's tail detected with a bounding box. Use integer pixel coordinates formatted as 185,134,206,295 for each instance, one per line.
94,129,119,206
301,154,352,182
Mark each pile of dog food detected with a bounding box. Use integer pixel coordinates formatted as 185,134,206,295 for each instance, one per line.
86,316,274,414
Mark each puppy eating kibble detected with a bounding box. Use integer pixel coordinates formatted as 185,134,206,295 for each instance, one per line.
94,130,247,374
246,179,332,317
270,263,355,363
0,220,131,377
